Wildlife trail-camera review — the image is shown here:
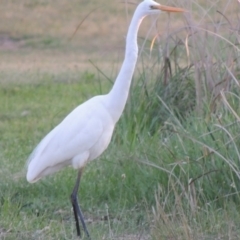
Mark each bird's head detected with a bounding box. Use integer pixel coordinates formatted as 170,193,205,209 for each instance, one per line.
138,0,186,16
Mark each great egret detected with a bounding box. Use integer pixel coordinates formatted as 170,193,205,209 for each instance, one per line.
26,0,185,238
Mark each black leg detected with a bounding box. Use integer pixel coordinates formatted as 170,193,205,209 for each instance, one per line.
70,168,91,239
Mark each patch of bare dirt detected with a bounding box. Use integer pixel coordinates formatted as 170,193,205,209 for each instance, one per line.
0,34,22,50
0,227,11,238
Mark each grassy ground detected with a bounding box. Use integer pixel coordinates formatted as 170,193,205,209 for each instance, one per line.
1,0,240,239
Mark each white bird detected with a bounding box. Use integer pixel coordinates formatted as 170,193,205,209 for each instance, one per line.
26,0,185,238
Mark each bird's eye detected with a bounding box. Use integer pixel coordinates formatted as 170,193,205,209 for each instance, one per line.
150,5,155,9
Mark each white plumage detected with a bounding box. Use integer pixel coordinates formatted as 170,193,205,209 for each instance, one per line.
27,96,114,182
26,0,185,238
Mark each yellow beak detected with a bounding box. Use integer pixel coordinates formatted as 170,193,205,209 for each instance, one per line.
151,4,186,13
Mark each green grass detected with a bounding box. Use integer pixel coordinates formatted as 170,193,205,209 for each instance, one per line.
1,73,240,239
0,77,153,239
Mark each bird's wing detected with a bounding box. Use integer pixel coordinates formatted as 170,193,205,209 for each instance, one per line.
27,102,106,181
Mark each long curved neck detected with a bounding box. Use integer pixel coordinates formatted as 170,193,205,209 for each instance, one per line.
105,9,145,122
